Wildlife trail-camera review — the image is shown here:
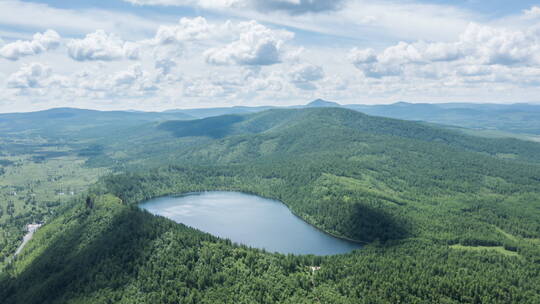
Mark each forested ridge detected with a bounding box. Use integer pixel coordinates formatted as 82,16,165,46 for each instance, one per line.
1,108,539,303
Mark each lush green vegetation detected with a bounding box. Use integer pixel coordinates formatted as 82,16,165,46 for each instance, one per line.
0,145,108,264
1,107,540,303
348,102,540,136
1,193,538,304
158,115,245,138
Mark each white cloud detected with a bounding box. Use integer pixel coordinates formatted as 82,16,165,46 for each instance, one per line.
456,65,493,77
348,48,402,78
204,21,293,66
111,64,158,92
155,58,177,76
287,63,324,90
218,0,476,46
350,23,540,79
6,62,52,88
0,30,60,61
67,30,140,61
423,42,461,62
320,75,348,91
348,48,377,64
460,23,540,66
524,6,540,19
247,74,284,92
4,2,540,112
182,77,226,97
378,42,424,65
89,64,157,95
152,17,215,45
112,64,144,86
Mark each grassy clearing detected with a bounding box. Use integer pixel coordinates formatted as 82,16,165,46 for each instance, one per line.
0,151,109,267
450,244,519,257
493,226,540,247
458,128,540,143
527,238,540,246
494,226,519,242
0,154,108,224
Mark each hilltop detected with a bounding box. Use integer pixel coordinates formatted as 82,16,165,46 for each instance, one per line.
1,107,539,303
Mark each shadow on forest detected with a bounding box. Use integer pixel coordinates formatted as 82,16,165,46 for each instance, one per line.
0,188,409,303
158,115,244,139
323,201,409,244
0,206,179,304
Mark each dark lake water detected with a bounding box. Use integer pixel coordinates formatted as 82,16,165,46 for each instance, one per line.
139,191,362,255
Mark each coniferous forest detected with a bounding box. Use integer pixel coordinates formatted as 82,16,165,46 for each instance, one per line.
1,107,539,303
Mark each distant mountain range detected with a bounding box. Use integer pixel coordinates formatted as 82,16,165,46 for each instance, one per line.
3,99,540,138
163,99,540,136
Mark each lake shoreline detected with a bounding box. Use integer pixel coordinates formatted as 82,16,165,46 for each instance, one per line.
147,190,368,246
140,191,363,255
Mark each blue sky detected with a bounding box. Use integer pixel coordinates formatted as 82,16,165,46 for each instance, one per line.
413,0,538,15
20,0,540,17
1,0,540,112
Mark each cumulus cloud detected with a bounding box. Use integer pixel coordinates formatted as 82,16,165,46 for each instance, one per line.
7,10,540,110
6,63,52,88
350,23,540,79
524,6,540,19
152,17,215,45
112,64,144,86
247,74,284,92
67,30,140,61
155,58,177,76
149,17,295,66
348,48,402,78
378,42,424,65
287,63,324,90
182,77,227,97
460,23,540,66
423,42,461,62
204,20,293,66
67,64,159,100
0,30,60,60
1,17,300,106
456,65,492,77
99,64,157,93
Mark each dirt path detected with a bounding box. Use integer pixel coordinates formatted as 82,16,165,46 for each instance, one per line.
14,223,42,257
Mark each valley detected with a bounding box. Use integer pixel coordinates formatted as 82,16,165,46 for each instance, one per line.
0,104,538,303
3,1,540,302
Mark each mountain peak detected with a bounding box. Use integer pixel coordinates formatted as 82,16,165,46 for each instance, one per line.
306,99,341,108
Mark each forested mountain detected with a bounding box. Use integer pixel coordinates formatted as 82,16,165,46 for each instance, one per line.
4,100,540,141
157,99,540,136
1,107,539,303
347,102,540,136
62,106,540,169
0,107,193,139
164,105,275,119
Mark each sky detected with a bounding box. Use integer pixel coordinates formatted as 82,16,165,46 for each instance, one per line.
1,0,540,112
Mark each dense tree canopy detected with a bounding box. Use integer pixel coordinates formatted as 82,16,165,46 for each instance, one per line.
1,108,540,303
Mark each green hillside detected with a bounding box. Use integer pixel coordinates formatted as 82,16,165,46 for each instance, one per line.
347,102,540,135
1,108,540,303
0,107,193,139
